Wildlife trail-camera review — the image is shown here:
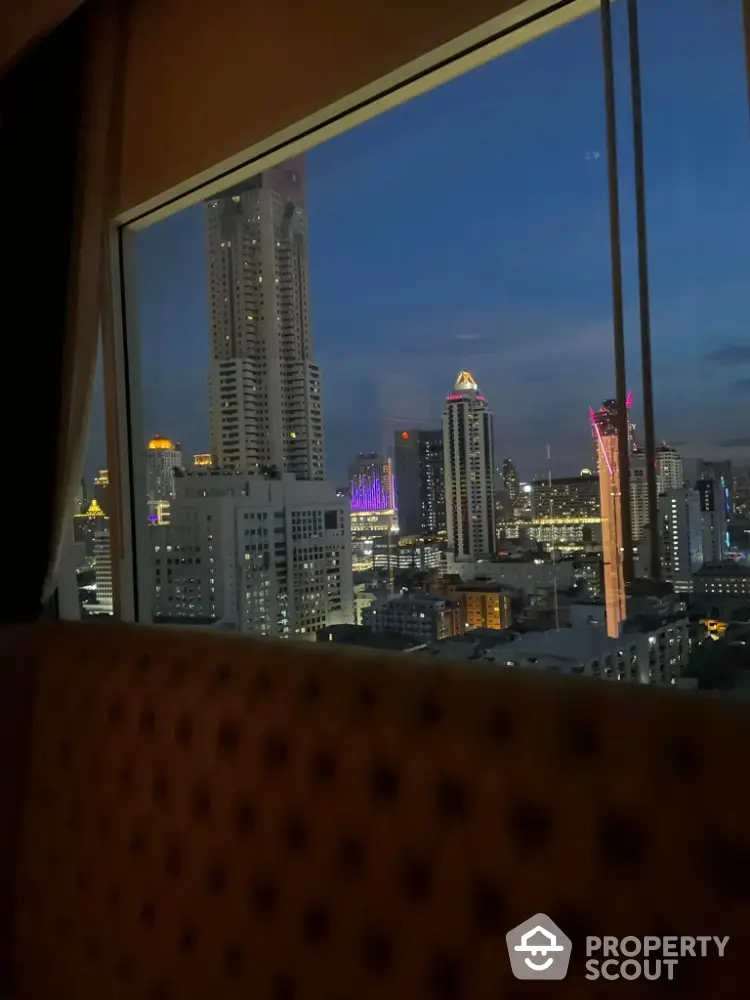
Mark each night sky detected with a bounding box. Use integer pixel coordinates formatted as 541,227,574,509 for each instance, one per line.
86,0,750,487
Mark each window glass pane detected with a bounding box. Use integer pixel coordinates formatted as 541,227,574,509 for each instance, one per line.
631,0,750,674
120,4,704,685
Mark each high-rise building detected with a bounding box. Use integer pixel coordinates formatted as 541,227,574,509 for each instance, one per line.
205,160,324,478
659,488,703,590
443,370,496,560
590,399,627,638
349,453,394,512
146,437,183,520
529,474,601,551
656,445,683,492
631,444,684,542
531,475,600,519
695,478,728,564
151,469,352,637
393,429,445,537
630,450,649,543
502,459,519,505
92,527,113,615
697,458,732,487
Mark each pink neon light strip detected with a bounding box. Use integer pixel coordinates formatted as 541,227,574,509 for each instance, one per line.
592,420,614,477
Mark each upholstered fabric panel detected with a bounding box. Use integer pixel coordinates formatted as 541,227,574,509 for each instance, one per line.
12,621,750,997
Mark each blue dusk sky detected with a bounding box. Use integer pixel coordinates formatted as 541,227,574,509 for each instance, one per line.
87,0,750,485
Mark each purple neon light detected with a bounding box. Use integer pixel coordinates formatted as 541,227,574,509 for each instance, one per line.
626,390,633,409
350,474,391,512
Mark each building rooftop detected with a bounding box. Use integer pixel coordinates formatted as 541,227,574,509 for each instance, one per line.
502,626,624,664
697,562,750,577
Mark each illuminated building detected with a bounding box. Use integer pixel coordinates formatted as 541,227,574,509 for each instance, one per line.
349,509,398,571
93,469,109,515
656,445,683,491
431,578,513,631
393,429,445,537
73,497,107,563
502,459,520,505
631,443,684,542
151,469,352,636
349,453,394,512
443,370,496,560
91,529,114,614
363,594,461,643
530,475,600,551
590,399,626,638
659,488,703,592
696,478,728,564
372,535,443,572
206,161,324,478
193,453,213,468
146,436,183,523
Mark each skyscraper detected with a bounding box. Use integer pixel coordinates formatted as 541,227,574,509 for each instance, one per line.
205,159,324,478
393,429,445,537
656,445,683,492
154,157,353,635
590,399,626,638
502,458,520,505
348,453,394,512
443,370,496,560
659,488,703,590
695,478,728,564
631,443,684,542
146,436,183,519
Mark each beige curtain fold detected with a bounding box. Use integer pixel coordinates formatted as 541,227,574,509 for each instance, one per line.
42,0,126,605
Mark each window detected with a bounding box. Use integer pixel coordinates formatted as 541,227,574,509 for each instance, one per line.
97,0,750,683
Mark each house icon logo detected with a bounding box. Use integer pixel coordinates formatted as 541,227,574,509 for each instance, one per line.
506,913,572,980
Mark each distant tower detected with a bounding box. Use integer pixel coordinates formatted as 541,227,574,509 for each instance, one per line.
502,458,520,505
591,400,626,637
443,371,496,560
146,437,183,523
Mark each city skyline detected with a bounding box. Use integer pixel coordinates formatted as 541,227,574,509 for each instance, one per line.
84,0,750,485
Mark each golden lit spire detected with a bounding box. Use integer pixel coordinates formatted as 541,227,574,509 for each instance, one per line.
454,370,478,392
148,436,175,450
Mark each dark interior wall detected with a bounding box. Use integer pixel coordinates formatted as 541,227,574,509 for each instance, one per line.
115,0,533,216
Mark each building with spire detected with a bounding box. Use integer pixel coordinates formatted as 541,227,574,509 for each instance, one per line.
443,370,496,560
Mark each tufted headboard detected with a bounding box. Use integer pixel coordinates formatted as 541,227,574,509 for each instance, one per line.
7,620,750,997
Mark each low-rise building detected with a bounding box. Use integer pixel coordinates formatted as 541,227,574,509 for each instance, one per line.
363,594,461,644
492,611,690,686
429,576,513,630
693,562,750,598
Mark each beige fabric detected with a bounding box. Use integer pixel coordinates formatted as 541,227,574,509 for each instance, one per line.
11,621,750,997
43,0,123,604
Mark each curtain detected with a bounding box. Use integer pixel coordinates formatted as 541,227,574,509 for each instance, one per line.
0,0,123,622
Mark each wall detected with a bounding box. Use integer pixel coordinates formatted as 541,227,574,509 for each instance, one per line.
0,0,83,72
116,0,555,218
